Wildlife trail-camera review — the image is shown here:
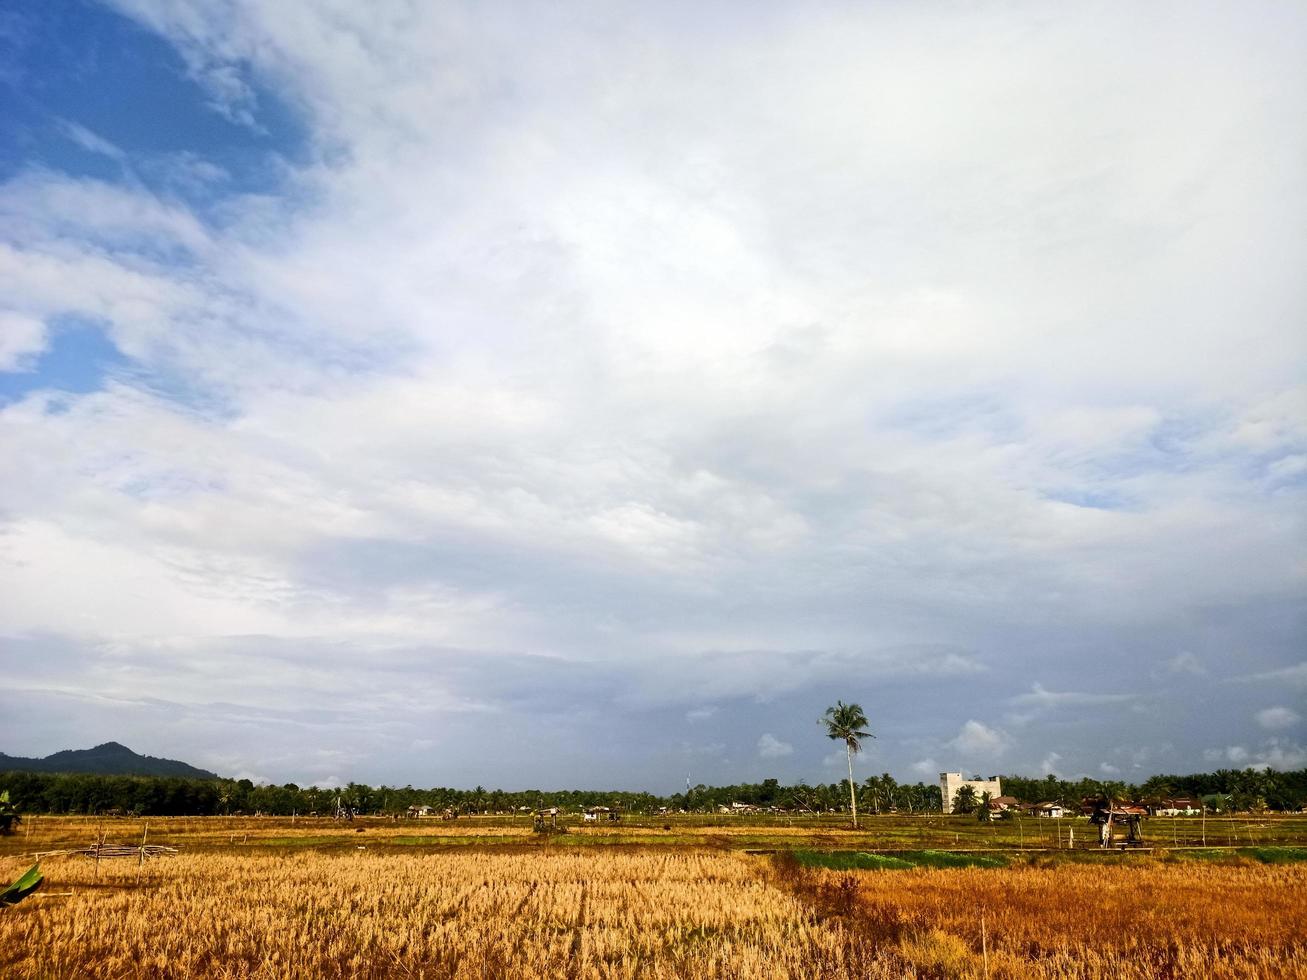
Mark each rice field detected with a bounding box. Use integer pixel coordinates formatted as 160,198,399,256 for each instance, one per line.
2,850,876,979
2,817,1305,978
776,853,1307,978
10,810,1305,854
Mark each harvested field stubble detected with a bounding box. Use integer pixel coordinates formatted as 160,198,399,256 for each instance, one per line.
4,845,1305,978
0,850,887,979
772,853,1307,979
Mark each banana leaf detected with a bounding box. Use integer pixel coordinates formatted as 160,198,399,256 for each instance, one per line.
0,864,43,906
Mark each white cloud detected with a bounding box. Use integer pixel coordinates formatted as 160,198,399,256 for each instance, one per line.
1010,683,1139,710
1205,739,1306,771
0,312,47,371
1256,707,1301,731
757,733,793,759
1252,739,1307,770
910,757,937,776
1039,752,1062,776
947,720,1012,760
1099,762,1120,775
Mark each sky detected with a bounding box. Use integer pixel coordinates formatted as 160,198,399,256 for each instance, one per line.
0,1,1304,791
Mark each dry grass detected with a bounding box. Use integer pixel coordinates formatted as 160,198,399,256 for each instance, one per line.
8,815,535,853
779,857,1307,979
3,821,1305,979
0,850,887,979
10,813,1306,858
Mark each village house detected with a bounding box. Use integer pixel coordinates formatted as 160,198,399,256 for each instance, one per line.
1150,797,1202,816
582,806,620,823
717,802,758,814
1027,801,1066,818
981,795,1022,820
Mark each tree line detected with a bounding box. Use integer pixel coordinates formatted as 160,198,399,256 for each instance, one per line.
1,766,1303,819
999,767,1307,813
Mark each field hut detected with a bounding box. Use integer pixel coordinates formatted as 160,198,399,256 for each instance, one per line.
533,807,560,832
1089,800,1147,847
582,806,620,823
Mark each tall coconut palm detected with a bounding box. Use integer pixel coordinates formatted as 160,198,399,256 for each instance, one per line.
821,700,874,829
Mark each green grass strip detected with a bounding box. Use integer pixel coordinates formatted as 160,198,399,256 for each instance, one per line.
899,849,1009,868
792,850,914,870
791,849,1009,870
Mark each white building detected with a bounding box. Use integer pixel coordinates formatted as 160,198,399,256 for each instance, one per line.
940,772,1003,814
1152,798,1202,817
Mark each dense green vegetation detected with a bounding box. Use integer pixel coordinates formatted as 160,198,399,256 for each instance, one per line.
0,766,1303,818
999,768,1307,813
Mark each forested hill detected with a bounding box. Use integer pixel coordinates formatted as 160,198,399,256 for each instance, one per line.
0,742,218,780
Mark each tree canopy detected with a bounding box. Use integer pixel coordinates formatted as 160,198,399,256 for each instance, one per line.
0,765,1302,818
821,701,873,752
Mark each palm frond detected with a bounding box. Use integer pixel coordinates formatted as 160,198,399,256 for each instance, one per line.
820,700,874,748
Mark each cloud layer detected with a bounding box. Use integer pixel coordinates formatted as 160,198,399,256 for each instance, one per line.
0,1,1304,788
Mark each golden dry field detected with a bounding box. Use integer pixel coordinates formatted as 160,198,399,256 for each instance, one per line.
2,849,875,980
783,856,1307,979
10,810,1303,853
2,817,1305,979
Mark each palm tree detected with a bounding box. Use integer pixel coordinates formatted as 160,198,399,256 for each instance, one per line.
821,700,874,828
952,784,979,815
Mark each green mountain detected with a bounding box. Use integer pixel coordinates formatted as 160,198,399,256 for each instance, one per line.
0,742,218,780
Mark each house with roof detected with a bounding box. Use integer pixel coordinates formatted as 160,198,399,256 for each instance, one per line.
1150,797,1202,816
717,802,758,814
1027,801,1066,818
981,795,1022,820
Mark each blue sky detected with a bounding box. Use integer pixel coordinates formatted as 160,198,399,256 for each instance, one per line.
0,0,305,200
0,317,128,404
0,0,1304,790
